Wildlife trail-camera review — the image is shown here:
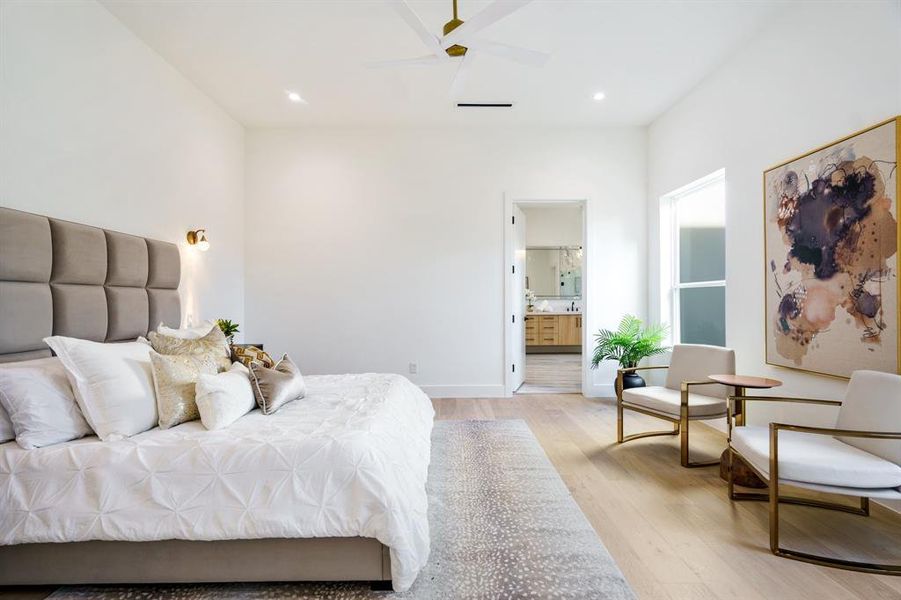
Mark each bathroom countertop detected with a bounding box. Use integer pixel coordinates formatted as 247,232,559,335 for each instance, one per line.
526,312,582,316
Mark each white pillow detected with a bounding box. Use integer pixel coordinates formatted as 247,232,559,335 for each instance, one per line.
0,358,92,449
43,337,158,441
195,362,256,430
157,320,216,340
0,407,12,443
0,358,60,443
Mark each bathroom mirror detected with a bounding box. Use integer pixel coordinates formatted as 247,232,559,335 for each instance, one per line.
526,246,582,298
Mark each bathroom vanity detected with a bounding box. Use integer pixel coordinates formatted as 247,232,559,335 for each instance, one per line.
525,313,582,349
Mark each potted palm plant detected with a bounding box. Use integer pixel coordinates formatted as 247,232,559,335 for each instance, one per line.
216,318,240,346
591,315,669,393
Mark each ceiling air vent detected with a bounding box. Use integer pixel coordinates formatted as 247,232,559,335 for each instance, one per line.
456,103,514,108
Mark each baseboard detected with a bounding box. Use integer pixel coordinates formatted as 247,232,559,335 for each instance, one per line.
423,383,611,398
421,384,506,399
587,383,614,398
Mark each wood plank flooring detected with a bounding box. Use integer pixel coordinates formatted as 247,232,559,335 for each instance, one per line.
433,394,901,600
518,353,582,394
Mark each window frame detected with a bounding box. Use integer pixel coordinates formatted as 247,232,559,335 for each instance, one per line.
659,169,726,346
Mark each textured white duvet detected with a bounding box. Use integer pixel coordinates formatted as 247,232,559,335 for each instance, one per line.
0,373,434,592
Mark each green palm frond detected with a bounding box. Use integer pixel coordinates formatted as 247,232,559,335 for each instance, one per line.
590,315,669,369
216,318,240,338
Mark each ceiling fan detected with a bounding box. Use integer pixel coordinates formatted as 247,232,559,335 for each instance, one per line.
368,0,550,97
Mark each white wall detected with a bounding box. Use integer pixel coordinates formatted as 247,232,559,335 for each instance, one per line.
0,0,245,331
523,206,583,247
245,127,647,397
648,0,901,427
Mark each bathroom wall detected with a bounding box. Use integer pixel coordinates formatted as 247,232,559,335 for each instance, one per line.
523,205,583,314
522,205,583,247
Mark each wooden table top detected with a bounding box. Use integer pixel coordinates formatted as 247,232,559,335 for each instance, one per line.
708,374,782,389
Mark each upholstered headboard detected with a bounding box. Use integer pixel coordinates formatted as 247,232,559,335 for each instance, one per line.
0,207,181,363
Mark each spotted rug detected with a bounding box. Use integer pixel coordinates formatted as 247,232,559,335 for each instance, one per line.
49,419,634,599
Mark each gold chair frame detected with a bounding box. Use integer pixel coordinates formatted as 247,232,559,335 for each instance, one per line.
726,395,901,575
616,365,724,468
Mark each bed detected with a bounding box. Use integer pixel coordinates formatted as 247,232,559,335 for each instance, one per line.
0,207,434,592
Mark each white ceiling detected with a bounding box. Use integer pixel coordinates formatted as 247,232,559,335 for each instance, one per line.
101,0,780,128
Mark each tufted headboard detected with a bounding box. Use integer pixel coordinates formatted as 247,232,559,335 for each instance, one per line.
0,206,181,363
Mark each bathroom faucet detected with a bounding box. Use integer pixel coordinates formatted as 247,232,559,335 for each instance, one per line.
570,301,575,312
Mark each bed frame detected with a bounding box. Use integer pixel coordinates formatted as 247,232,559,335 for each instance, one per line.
0,539,391,586
0,206,392,588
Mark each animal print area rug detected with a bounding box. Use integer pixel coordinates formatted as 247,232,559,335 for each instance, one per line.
50,419,634,599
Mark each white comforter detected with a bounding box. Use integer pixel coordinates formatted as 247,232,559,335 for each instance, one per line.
0,373,434,592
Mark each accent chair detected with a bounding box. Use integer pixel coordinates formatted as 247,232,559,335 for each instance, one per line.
616,343,736,468
727,369,901,575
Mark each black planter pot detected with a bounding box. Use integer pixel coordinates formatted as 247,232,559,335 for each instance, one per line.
616,371,646,396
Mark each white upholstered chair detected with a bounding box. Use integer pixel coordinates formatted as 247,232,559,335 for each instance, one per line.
727,370,901,574
617,344,736,468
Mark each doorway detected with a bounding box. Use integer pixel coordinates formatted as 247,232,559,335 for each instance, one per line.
504,198,587,396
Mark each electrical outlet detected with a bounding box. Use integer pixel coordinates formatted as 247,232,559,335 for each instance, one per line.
409,362,418,375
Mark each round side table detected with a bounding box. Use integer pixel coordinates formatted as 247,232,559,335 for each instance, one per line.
708,374,782,489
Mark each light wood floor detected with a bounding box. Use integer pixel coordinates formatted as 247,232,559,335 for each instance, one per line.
518,353,582,394
434,394,901,600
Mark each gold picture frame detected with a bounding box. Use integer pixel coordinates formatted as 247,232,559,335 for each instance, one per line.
763,116,901,379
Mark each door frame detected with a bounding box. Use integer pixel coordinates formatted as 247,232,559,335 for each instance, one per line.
503,195,589,397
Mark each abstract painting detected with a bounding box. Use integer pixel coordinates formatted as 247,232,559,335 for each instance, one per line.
765,118,900,378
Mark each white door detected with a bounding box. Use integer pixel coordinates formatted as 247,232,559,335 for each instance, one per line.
512,206,527,391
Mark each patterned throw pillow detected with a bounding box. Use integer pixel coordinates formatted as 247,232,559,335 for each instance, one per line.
232,345,276,369
148,326,231,371
149,352,219,429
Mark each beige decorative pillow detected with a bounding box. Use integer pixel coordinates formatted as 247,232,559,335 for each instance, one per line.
232,345,276,369
149,352,219,429
249,354,306,415
148,326,231,371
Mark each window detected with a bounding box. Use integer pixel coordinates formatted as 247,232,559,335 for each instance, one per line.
660,169,725,346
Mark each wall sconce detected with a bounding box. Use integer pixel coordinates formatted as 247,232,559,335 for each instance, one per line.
186,229,210,252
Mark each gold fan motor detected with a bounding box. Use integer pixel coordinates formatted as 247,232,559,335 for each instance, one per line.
443,0,467,57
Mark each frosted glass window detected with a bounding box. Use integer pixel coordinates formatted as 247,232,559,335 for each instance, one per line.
679,286,726,346
660,170,726,346
678,177,725,283
679,228,725,283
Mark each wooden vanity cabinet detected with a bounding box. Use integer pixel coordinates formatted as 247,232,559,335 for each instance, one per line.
525,314,581,347
525,316,539,345
558,315,581,345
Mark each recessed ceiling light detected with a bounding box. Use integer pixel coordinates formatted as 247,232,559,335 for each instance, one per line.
286,90,306,104
592,91,606,101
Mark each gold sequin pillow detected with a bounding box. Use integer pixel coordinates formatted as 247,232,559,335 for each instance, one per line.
232,345,276,369
148,326,231,371
149,352,219,429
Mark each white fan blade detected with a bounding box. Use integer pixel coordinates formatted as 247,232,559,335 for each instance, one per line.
366,54,443,69
450,53,475,98
388,0,447,60
441,0,533,49
465,38,549,67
